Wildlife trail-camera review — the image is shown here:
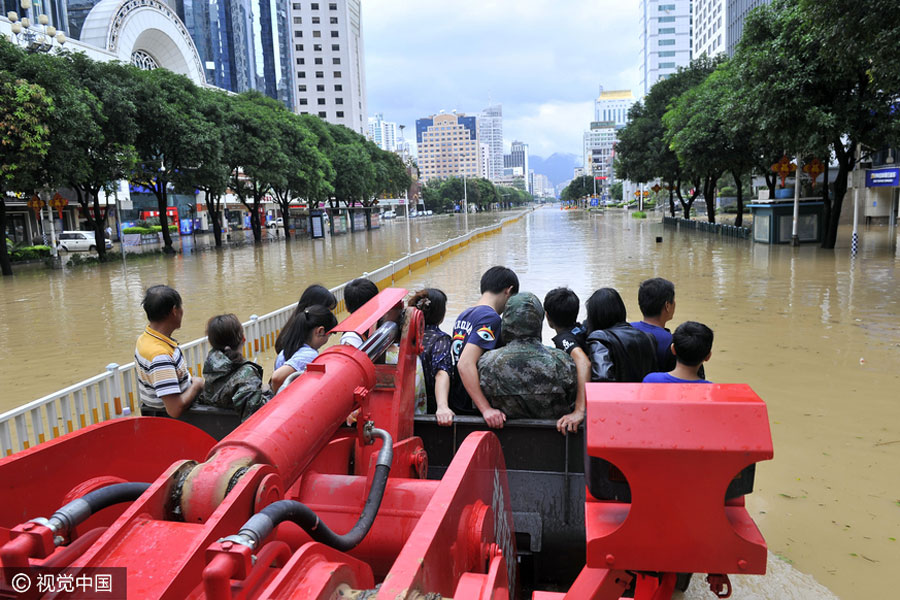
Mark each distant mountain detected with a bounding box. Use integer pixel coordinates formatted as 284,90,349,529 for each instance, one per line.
529,153,581,187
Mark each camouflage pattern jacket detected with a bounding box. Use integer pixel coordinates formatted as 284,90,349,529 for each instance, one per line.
198,349,269,421
478,338,577,420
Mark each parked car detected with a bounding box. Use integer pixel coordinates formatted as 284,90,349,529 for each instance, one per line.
424,210,433,216
57,231,112,252
266,217,284,229
382,210,396,219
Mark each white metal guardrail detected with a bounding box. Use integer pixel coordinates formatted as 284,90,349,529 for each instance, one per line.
0,211,529,456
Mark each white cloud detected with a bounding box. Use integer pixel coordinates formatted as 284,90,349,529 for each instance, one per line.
362,0,642,158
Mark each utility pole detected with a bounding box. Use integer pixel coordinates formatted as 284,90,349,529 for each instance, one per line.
791,156,802,246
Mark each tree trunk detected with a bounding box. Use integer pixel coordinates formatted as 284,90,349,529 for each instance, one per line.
0,198,12,276
209,193,223,248
155,181,175,254
732,170,744,228
704,174,718,224
667,179,676,218
243,195,263,243
90,191,108,261
823,141,853,249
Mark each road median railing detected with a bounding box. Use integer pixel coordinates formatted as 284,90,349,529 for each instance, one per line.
662,215,751,239
0,210,530,457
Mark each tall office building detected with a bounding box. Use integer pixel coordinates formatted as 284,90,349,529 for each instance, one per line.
640,0,692,96
693,0,725,57
583,121,617,196
415,112,482,183
289,0,368,135
478,104,504,182
505,141,530,193
367,113,398,152
594,89,636,127
726,0,771,56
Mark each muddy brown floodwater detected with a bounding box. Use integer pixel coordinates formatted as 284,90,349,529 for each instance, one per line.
2,207,898,598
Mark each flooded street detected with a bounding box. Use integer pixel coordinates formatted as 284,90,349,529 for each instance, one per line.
2,207,898,598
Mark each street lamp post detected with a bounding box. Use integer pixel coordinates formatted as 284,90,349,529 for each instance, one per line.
6,0,67,52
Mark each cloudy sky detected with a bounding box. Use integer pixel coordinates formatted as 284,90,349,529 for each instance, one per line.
361,1,642,159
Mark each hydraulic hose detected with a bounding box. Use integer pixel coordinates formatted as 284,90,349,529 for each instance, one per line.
39,482,151,541
226,427,393,553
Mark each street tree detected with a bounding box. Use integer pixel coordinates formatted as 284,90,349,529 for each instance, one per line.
270,112,331,238
227,91,288,242
0,72,53,276
131,68,213,253
734,0,900,247
187,88,231,248
560,175,592,203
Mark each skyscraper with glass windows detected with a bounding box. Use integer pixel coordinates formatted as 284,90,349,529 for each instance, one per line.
478,104,504,182
640,0,692,96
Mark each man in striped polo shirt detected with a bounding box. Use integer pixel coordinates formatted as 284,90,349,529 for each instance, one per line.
135,285,204,417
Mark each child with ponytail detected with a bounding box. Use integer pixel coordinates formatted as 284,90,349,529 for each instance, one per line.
199,314,269,421
271,305,338,393
408,288,454,425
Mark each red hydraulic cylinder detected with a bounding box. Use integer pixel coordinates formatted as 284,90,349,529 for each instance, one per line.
182,346,375,522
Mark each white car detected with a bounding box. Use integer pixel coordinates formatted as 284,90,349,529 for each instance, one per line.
382,210,395,219
57,231,112,252
266,217,284,229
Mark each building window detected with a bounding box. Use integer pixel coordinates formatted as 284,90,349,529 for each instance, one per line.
296,58,305,64
311,2,319,8
316,71,324,78
298,71,306,78
330,17,337,24
317,98,326,105
312,16,320,24
293,17,301,24
659,50,675,57
299,98,308,105
333,71,341,78
315,57,323,64
295,44,304,51
313,30,321,37
314,44,322,51
318,111,326,118
316,84,325,91
659,62,676,68
658,39,675,46
298,84,306,91
332,57,340,64
329,2,336,9
334,84,342,91
331,44,340,51
292,2,301,8
294,31,302,37
658,4,675,10
658,16,675,22
335,97,343,104
336,111,344,118
658,27,675,34
331,31,339,37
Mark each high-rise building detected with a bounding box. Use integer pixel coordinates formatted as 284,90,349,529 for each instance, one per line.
505,141,530,193
480,143,490,182
415,112,482,183
478,104,504,182
693,0,725,58
288,0,367,135
594,89,636,128
726,0,771,56
532,173,552,198
368,113,398,152
583,121,618,196
640,0,692,96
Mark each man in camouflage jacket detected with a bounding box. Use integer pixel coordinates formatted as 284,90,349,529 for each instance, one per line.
477,292,577,420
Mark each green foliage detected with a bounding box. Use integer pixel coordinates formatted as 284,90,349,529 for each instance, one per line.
10,245,51,261
631,211,648,219
609,181,623,201
122,225,176,234
560,176,594,202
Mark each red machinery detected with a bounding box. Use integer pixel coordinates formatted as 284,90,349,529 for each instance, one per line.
0,288,773,599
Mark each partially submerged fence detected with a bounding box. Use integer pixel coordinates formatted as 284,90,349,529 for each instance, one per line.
0,211,529,457
662,216,751,239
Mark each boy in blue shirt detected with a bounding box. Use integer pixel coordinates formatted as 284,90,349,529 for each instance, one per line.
631,277,677,372
643,321,713,383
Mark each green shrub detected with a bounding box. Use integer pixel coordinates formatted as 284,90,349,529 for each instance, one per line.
632,211,648,219
10,245,52,261
123,226,154,234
